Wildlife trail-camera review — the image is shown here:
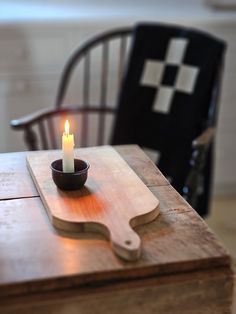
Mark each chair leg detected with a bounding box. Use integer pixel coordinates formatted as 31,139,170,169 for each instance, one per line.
195,145,214,217
183,144,213,217
183,147,206,213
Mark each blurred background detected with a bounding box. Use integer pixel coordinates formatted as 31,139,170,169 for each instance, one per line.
0,0,235,290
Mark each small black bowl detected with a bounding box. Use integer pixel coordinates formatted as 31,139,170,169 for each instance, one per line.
51,159,90,191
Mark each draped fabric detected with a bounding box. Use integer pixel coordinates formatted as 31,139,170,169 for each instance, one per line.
112,22,226,216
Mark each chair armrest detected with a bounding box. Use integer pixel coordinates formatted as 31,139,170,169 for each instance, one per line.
192,127,215,149
10,105,116,130
10,107,57,129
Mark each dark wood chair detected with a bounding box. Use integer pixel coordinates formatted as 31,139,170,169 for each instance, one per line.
10,23,226,217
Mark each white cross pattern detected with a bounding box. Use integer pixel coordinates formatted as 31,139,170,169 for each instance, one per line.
140,38,199,114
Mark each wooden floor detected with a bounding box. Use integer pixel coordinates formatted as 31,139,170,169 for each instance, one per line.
206,196,236,314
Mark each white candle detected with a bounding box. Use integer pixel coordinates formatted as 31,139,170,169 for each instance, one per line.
62,119,75,173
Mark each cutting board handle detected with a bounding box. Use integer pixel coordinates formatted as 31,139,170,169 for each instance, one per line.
27,147,160,261
108,222,141,261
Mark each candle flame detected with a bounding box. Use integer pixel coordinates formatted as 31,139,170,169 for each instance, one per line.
64,119,70,135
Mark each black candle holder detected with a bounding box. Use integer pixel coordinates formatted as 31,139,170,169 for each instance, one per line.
50,159,90,191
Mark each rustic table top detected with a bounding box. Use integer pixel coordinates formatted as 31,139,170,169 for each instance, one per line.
0,145,231,299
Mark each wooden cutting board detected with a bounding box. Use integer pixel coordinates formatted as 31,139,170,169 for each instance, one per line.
27,146,160,261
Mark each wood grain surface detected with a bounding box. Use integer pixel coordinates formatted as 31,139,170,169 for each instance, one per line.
0,269,233,314
0,151,38,200
0,145,168,201
0,196,231,298
0,145,233,313
27,146,160,261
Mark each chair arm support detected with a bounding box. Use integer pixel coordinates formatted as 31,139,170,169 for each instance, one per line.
183,127,215,209
192,127,215,149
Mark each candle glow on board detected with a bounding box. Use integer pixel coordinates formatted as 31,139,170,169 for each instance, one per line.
62,119,75,173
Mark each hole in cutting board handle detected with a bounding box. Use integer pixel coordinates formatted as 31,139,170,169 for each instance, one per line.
125,240,132,245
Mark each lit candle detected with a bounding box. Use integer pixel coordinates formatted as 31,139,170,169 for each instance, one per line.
62,119,75,173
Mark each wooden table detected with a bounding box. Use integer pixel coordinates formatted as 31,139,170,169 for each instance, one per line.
0,145,234,314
